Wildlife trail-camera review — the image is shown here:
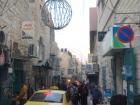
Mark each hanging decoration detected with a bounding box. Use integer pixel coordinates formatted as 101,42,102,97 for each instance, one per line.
41,0,72,30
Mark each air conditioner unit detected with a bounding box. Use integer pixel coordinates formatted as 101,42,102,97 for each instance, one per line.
28,44,38,58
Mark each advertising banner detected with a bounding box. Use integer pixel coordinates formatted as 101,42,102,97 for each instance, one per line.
102,25,134,56
85,63,93,74
85,63,96,74
21,21,34,39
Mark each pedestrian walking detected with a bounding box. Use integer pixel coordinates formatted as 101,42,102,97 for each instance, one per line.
81,82,88,105
27,85,34,99
67,82,78,105
91,85,102,105
59,80,67,90
16,83,28,105
77,81,82,105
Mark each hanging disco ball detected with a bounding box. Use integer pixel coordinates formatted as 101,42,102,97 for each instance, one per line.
41,0,72,30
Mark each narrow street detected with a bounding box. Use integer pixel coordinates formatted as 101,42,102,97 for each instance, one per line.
1,0,140,105
87,96,93,105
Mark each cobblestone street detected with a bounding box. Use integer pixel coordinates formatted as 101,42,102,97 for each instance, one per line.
87,96,93,105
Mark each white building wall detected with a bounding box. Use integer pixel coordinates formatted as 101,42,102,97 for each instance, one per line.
97,0,140,93
58,50,81,79
0,0,51,58
59,51,71,76
0,0,53,85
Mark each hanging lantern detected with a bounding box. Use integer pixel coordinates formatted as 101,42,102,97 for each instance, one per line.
41,0,72,30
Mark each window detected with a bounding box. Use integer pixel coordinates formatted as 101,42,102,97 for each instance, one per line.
28,44,34,56
98,0,105,10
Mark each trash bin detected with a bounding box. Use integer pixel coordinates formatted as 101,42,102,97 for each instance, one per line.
134,95,140,105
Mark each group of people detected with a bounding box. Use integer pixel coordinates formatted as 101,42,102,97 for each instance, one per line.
66,80,89,105
59,80,128,105
58,79,103,105
14,80,128,105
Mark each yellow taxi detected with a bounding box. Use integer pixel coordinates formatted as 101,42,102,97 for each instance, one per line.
49,86,59,90
25,89,72,105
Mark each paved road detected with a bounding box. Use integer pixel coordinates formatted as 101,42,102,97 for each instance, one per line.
87,95,93,105
87,96,110,105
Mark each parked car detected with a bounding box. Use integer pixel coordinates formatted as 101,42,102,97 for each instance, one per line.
25,89,72,105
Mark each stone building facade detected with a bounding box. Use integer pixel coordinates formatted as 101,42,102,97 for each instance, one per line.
58,48,82,81
0,0,59,104
96,0,140,102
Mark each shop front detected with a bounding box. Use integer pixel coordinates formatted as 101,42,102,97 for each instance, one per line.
102,25,136,105
32,60,52,90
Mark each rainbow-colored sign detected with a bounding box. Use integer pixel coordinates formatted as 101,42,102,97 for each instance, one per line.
113,26,134,48
117,26,134,43
102,26,134,56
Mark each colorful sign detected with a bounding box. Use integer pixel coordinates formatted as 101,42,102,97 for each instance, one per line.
102,25,134,56
104,89,112,98
22,21,34,39
113,26,134,48
117,26,134,43
123,65,133,81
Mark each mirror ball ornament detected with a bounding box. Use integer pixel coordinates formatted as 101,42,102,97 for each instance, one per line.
41,0,72,30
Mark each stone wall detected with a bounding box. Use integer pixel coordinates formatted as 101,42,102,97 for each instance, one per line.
0,0,53,87
97,0,140,94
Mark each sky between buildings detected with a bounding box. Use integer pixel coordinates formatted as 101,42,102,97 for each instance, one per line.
55,0,96,63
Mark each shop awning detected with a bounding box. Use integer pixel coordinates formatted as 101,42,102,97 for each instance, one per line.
103,48,127,57
32,60,52,70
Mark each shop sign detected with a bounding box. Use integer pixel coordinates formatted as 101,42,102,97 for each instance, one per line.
113,26,134,48
117,25,134,48
117,26,134,43
102,26,134,56
104,89,112,98
85,63,96,74
122,65,133,81
22,21,34,39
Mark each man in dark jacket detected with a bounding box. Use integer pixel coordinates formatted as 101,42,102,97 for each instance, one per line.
67,82,78,105
91,86,102,105
81,83,88,105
